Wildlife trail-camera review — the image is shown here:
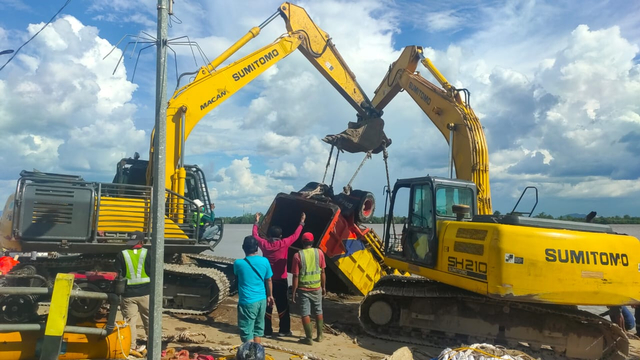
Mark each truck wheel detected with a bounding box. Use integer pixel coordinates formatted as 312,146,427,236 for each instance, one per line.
352,190,375,223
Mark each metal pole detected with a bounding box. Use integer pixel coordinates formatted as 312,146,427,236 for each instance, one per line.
447,123,456,178
149,0,168,358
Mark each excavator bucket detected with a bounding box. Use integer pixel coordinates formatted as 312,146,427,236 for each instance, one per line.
322,117,390,154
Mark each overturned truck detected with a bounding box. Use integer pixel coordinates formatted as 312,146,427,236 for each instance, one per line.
258,182,396,295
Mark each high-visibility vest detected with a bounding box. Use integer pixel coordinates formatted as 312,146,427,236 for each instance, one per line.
298,248,322,289
192,212,205,226
122,248,150,285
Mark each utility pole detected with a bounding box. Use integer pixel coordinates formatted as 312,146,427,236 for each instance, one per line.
149,0,168,358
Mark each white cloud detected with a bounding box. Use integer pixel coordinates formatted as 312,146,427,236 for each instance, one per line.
257,132,302,156
466,23,640,213
0,15,144,190
424,11,463,32
209,157,296,213
266,162,298,179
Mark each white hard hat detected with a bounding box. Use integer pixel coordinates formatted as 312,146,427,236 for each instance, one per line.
193,199,204,208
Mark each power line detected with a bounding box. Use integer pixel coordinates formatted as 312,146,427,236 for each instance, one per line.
0,0,72,72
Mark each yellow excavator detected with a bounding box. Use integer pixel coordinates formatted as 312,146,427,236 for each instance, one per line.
0,1,379,323
357,46,639,360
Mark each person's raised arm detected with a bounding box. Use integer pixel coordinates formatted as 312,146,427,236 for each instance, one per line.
252,212,269,247
282,212,306,247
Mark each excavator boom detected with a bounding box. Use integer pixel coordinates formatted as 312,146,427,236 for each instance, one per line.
155,2,379,198
371,46,491,214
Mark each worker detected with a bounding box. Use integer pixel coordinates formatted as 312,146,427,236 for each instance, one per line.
608,306,635,331
115,231,150,353
253,212,305,337
291,232,326,345
192,199,219,240
234,236,275,343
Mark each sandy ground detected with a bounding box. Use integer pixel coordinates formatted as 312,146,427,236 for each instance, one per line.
153,294,640,360
159,294,439,360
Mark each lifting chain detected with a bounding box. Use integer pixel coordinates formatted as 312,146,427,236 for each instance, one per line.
330,147,340,188
343,150,372,195
321,145,334,184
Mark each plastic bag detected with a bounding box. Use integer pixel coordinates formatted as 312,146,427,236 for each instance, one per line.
0,256,19,275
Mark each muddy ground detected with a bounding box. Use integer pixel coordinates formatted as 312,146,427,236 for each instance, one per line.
154,293,640,360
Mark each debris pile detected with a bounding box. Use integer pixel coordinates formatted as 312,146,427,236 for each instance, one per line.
437,344,539,360
381,344,540,360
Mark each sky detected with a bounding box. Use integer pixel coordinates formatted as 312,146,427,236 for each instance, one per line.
1,0,639,217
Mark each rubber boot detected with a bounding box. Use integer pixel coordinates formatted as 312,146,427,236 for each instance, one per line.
299,321,314,345
314,317,324,342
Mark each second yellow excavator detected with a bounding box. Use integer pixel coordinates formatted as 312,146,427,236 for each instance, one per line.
357,46,639,360
0,2,379,318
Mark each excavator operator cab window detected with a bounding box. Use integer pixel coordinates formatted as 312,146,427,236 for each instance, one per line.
386,186,410,257
386,181,437,268
435,186,473,220
406,183,436,266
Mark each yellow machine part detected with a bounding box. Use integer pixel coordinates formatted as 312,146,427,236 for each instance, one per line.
0,321,131,360
332,247,383,296
386,221,640,306
329,228,388,295
97,197,188,239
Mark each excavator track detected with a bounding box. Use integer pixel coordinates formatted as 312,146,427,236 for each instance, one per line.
163,264,230,315
187,254,238,295
359,276,628,360
14,256,231,315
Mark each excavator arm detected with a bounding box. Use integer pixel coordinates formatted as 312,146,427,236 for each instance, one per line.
149,2,379,200
371,46,492,215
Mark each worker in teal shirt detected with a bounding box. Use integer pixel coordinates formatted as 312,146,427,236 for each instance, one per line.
233,236,275,343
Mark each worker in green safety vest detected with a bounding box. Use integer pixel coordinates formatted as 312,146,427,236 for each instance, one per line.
192,199,219,240
115,231,150,354
291,232,326,345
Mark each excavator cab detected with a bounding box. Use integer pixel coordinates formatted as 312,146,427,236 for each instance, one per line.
384,176,477,268
113,156,223,247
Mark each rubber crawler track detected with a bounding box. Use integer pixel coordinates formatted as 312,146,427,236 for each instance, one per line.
187,254,238,295
163,264,230,315
359,276,628,360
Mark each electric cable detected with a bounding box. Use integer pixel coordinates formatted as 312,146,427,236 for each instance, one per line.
0,0,72,72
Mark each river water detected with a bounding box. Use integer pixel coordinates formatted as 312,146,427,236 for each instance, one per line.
212,223,640,319
212,223,640,259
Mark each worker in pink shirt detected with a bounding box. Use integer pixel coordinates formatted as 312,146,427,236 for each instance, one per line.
253,211,305,337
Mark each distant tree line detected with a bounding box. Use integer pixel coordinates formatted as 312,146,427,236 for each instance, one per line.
219,214,256,224
528,212,640,224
